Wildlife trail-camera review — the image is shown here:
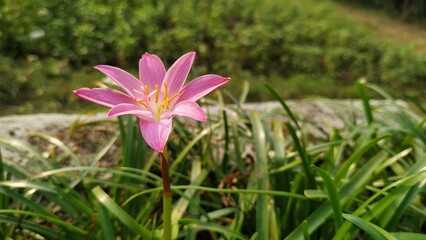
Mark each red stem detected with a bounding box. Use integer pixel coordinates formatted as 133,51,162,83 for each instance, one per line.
160,153,171,197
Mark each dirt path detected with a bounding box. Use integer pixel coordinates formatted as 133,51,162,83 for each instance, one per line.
335,3,426,52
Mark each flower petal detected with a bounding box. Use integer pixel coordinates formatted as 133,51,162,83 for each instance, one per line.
95,65,144,99
164,52,196,96
108,103,153,120
139,118,172,152
73,88,133,108
139,53,166,90
171,101,206,122
177,74,230,103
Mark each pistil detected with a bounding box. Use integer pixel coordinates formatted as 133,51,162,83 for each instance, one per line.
140,82,180,121
155,84,159,103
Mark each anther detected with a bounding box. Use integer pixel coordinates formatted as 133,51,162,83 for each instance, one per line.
155,84,159,103
169,94,179,103
163,82,168,100
138,100,148,109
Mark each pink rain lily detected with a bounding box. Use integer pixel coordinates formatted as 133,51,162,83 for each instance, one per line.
73,52,229,152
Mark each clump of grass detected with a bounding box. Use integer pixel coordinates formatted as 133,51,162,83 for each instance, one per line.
0,82,425,239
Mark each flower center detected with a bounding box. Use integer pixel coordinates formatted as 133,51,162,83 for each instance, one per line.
138,82,179,121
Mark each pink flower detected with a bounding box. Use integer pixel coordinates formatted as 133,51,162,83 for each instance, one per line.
73,52,230,152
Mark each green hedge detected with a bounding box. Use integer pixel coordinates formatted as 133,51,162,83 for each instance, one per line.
1,0,426,107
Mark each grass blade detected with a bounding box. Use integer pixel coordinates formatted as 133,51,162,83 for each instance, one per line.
92,186,156,239
264,83,300,130
334,135,389,183
0,210,86,236
0,215,67,239
170,122,222,172
356,79,374,125
94,200,115,240
311,165,343,229
342,213,397,240
333,165,426,239
285,150,387,239
180,218,247,240
271,119,289,234
249,111,270,240
390,232,426,240
285,122,315,187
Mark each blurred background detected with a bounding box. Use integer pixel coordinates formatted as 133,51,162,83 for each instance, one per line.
1,0,426,115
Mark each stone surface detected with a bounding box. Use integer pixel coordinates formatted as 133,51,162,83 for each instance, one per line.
0,100,410,165
0,113,107,140
0,100,408,140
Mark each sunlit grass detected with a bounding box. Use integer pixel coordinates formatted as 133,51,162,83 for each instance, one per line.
335,3,426,52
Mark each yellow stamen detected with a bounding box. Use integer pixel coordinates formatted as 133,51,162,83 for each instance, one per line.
163,82,168,100
168,94,179,104
162,93,180,110
144,85,150,96
138,100,148,109
155,84,159,103
158,101,167,112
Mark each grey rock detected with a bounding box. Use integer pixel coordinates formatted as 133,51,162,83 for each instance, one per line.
0,100,409,140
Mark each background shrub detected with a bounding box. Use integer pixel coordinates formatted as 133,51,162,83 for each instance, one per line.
1,0,425,112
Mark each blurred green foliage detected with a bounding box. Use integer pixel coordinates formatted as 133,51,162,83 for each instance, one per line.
1,0,426,113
